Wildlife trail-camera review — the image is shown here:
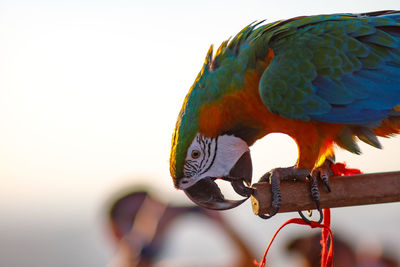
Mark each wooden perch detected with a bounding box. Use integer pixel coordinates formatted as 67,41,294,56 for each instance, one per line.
251,171,400,216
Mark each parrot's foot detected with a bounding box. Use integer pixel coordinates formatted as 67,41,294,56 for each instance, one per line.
297,175,323,224
311,158,335,193
257,166,310,220
257,159,335,223
298,159,334,224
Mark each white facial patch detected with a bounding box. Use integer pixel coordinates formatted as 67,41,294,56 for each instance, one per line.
179,133,249,189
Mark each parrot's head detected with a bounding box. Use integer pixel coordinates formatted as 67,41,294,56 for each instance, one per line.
170,45,254,210
171,133,253,210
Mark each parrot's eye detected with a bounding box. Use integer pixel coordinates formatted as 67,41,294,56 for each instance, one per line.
191,150,201,159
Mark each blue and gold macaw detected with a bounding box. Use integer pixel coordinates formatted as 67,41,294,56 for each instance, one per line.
169,11,400,218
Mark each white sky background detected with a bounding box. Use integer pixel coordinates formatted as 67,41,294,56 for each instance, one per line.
0,1,400,266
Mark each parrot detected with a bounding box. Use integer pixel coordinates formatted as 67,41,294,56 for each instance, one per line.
169,10,400,219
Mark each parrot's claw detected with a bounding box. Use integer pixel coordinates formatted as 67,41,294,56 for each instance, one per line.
257,167,310,220
258,171,280,219
298,175,323,224
230,178,254,197
322,177,331,193
298,158,335,223
308,175,321,210
311,158,335,193
257,161,334,222
298,209,323,224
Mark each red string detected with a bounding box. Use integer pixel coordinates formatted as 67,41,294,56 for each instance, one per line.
255,163,362,267
320,209,332,267
331,162,362,176
255,213,334,267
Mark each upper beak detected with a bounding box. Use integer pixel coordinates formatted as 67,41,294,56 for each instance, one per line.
183,151,253,210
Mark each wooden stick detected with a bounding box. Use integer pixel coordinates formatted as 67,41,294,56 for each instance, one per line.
251,171,400,216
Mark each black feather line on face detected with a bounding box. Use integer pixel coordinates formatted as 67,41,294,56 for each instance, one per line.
198,136,208,170
198,137,218,176
183,135,219,179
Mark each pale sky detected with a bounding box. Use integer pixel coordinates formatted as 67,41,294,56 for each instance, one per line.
0,1,399,266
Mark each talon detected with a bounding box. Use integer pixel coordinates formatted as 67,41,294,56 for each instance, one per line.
298,208,323,224
258,171,271,183
307,175,321,209
231,179,254,197
269,171,282,217
259,159,334,221
321,174,332,192
307,210,312,217
258,166,310,219
258,202,280,219
258,212,276,220
313,158,334,192
298,175,324,224
317,208,323,224
298,211,311,224
257,170,282,219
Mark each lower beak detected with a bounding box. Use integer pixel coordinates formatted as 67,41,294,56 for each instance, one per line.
183,151,253,210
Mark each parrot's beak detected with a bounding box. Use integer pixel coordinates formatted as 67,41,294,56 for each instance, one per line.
183,151,253,210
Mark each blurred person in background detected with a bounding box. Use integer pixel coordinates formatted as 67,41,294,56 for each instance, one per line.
286,233,398,267
106,188,255,267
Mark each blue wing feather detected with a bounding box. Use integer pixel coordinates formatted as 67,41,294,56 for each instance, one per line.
259,11,400,125
311,63,400,124
313,76,355,105
312,108,389,124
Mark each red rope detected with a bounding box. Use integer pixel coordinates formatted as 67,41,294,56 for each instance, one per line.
255,211,333,267
320,208,332,267
331,162,362,176
255,163,362,267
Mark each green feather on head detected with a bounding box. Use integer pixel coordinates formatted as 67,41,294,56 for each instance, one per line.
170,45,214,185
